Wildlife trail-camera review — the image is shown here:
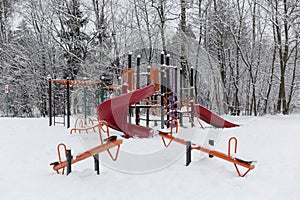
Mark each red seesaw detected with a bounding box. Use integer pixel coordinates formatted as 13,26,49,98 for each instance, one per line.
159,120,256,177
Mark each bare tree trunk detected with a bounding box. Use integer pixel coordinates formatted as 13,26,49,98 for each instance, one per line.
110,0,120,71
275,0,288,114
151,0,172,53
194,0,204,100
179,0,190,92
286,39,298,112
264,42,276,114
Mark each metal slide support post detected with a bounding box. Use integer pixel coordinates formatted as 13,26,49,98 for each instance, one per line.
128,53,132,124
66,78,70,129
160,52,165,129
66,149,72,175
179,67,183,127
48,78,52,126
128,52,132,69
186,141,192,166
166,54,170,128
118,77,122,95
190,66,194,127
53,83,56,125
175,66,178,100
146,66,151,127
94,154,100,175
174,66,178,120
136,55,140,89
135,55,141,125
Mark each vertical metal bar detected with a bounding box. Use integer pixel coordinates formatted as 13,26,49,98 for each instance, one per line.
49,79,52,126
53,84,56,126
136,55,141,89
190,66,194,97
128,53,132,69
160,51,165,66
66,78,70,129
128,53,132,124
166,54,170,128
94,154,100,175
166,54,170,89
186,141,192,166
146,66,151,127
190,66,194,127
63,91,66,126
135,55,141,125
160,52,165,129
66,149,72,175
180,67,183,106
174,66,178,120
175,66,178,100
179,67,183,127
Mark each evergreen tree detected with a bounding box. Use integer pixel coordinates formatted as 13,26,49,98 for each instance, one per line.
58,0,88,79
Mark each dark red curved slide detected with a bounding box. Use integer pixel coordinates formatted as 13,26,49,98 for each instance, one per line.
97,84,155,138
194,104,239,128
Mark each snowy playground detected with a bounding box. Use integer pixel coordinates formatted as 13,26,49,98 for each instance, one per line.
1,113,300,200
1,52,300,200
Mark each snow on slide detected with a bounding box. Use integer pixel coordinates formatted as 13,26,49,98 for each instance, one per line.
97,84,155,138
194,104,239,128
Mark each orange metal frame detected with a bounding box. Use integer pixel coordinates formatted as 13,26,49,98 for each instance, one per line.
159,122,255,177
122,68,135,91
49,79,103,88
53,121,122,174
74,116,96,130
150,67,160,92
53,140,122,174
161,120,179,147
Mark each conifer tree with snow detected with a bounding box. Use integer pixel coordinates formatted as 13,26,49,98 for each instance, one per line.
58,0,88,80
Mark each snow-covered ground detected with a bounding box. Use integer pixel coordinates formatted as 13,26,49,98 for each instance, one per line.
0,114,299,200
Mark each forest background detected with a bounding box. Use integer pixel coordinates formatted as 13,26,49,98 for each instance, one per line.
0,0,299,117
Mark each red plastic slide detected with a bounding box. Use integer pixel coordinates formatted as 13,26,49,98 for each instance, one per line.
194,104,239,128
97,84,155,138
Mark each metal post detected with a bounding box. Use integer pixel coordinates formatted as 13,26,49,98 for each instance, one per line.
160,52,165,129
180,67,183,106
174,66,178,120
190,66,194,97
166,54,170,89
128,53,132,124
190,66,194,127
179,67,183,127
136,55,141,89
66,149,72,175
166,54,170,128
94,154,100,175
175,66,178,100
135,55,141,125
186,141,192,166
146,66,150,127
48,78,52,126
66,78,70,129
128,52,132,69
